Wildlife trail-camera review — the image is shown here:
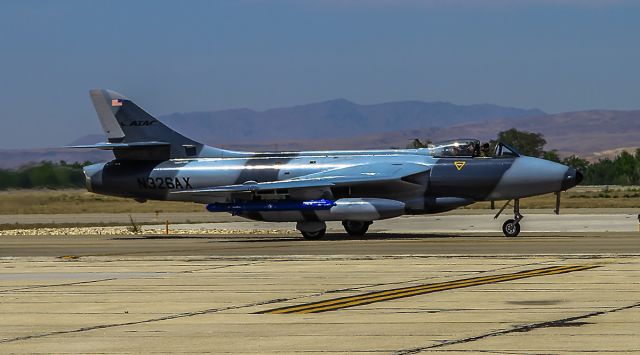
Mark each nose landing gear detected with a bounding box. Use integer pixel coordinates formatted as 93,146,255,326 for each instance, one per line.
495,199,523,238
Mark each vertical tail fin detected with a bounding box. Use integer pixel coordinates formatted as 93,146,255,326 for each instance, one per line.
88,89,236,160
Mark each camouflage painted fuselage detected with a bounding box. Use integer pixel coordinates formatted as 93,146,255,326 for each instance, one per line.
84,148,577,222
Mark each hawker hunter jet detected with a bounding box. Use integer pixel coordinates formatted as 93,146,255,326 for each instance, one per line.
74,90,583,239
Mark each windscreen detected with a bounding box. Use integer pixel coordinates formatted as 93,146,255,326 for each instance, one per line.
494,142,521,157
429,139,480,158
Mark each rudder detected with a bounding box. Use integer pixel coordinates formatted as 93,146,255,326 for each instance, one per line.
89,89,206,160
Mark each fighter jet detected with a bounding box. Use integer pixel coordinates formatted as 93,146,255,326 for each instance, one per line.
74,90,583,239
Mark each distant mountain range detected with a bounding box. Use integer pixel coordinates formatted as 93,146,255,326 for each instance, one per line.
244,109,638,159
71,98,544,146
2,99,639,169
158,99,545,144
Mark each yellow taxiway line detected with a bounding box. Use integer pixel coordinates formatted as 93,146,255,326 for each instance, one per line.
259,264,597,314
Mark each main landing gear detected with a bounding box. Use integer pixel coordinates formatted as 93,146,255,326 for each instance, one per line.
342,220,372,236
296,220,374,239
494,199,523,238
296,221,326,240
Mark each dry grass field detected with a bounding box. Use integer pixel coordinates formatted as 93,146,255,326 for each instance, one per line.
0,189,203,214
470,185,640,209
0,186,638,215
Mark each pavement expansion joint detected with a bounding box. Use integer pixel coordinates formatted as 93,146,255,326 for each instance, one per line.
0,297,291,345
0,277,118,293
394,300,640,354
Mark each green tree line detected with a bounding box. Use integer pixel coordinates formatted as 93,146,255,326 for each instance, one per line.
0,161,91,190
567,150,640,185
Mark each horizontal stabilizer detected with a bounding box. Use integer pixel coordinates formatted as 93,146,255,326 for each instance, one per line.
68,141,170,150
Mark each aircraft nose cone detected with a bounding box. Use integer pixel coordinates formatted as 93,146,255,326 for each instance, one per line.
561,168,583,190
575,170,584,185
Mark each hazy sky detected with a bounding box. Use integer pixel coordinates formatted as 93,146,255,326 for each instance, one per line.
1,0,639,148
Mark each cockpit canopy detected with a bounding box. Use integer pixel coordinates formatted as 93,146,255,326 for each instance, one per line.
428,139,480,158
428,139,520,158
494,142,521,157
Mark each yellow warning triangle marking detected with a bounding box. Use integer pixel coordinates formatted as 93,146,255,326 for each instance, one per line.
454,161,466,171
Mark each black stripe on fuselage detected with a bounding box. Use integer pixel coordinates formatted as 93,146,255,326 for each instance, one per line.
429,157,515,200
235,155,299,184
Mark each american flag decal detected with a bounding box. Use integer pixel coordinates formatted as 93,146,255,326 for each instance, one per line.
111,99,123,107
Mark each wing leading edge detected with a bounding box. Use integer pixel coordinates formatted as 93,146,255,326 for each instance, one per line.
172,162,429,196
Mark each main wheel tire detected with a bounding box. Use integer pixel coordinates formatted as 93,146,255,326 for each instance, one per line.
301,228,326,240
342,220,371,236
502,219,521,238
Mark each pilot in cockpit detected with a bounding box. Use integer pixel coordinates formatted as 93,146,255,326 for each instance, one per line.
465,143,474,156
464,142,479,157
480,142,491,157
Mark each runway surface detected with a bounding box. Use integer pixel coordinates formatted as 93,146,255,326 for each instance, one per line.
1,253,639,354
1,232,640,257
2,213,640,354
2,208,638,226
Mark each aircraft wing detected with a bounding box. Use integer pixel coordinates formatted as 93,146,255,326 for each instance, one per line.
297,162,428,183
172,162,428,195
178,179,333,193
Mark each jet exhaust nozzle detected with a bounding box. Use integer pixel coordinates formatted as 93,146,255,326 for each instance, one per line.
82,163,106,192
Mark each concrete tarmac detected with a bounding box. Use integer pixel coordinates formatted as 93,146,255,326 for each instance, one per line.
1,232,640,257
2,208,638,226
1,254,639,354
2,213,640,354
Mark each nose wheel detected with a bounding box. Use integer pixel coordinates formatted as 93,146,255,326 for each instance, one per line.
495,199,523,238
502,219,521,238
